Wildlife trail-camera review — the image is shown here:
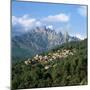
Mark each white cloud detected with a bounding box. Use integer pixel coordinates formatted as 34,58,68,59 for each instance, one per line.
12,16,18,26
12,13,70,32
12,15,40,31
78,6,87,17
75,34,85,40
46,25,54,30
42,13,70,22
35,21,42,27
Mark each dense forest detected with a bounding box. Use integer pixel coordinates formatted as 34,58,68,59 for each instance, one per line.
12,39,87,90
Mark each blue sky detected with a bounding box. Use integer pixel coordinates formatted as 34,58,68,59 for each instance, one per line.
12,1,87,39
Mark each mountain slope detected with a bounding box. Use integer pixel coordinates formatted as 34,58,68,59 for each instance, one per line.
12,26,79,61
12,39,87,89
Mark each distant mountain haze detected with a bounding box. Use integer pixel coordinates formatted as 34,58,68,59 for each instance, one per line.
12,26,80,61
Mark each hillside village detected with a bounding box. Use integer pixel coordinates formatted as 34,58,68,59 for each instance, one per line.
12,39,87,89
24,49,76,69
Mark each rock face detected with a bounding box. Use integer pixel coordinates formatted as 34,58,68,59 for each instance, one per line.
12,26,79,60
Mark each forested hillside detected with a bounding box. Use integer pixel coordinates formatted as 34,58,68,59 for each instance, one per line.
12,39,87,89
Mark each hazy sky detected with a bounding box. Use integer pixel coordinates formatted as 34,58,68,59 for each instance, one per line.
12,1,87,39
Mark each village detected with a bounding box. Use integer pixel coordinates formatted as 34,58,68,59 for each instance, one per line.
24,49,76,69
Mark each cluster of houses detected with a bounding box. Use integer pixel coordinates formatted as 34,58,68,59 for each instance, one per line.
24,49,75,66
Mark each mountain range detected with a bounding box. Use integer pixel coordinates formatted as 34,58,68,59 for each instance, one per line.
12,26,80,61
